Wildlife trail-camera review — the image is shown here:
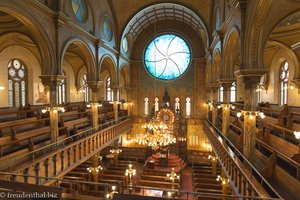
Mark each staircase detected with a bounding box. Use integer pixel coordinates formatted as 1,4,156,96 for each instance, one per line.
192,163,223,200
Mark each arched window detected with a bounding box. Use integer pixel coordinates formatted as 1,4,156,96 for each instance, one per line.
230,82,236,102
256,85,262,103
144,98,149,116
186,97,191,117
8,59,27,107
219,86,224,102
175,97,180,113
57,72,66,104
82,74,89,102
280,61,289,105
106,76,112,101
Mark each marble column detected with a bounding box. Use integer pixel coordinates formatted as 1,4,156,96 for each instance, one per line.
40,75,65,144
91,154,99,190
242,76,261,162
87,81,102,129
114,140,119,166
220,82,233,135
211,86,219,125
111,86,119,123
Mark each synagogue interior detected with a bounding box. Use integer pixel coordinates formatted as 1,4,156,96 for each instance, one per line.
1,0,300,199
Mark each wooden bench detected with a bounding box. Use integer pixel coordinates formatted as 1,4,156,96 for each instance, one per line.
138,179,179,189
0,117,38,136
62,117,91,136
140,175,179,183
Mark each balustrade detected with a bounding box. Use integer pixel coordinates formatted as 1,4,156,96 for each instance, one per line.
203,120,283,199
0,118,132,186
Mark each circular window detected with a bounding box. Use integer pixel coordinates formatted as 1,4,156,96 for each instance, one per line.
122,37,128,53
71,0,88,23
144,34,191,80
103,16,113,41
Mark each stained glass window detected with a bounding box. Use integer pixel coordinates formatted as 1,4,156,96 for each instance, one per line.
280,61,289,105
144,34,191,81
8,59,27,107
230,82,236,102
57,72,66,104
71,0,88,22
82,74,89,102
103,16,113,41
106,76,112,101
122,37,128,53
219,86,224,102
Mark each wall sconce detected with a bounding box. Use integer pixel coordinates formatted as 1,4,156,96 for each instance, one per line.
289,81,300,94
41,106,65,114
0,86,5,91
236,110,265,120
294,131,300,140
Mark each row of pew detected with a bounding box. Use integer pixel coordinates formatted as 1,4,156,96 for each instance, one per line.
0,103,128,171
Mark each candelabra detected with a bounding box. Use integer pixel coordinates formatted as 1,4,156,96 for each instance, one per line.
110,149,122,154
87,165,103,175
216,175,230,200
236,110,265,119
166,168,180,196
41,106,65,113
125,164,136,190
106,185,118,199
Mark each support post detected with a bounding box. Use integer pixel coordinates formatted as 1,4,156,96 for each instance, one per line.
114,140,119,166
87,81,102,130
40,75,65,145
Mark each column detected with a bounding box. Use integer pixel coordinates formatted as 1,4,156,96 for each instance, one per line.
111,86,119,123
220,82,233,135
40,75,65,144
242,76,261,162
87,81,102,129
211,86,219,125
114,140,119,166
91,154,99,190
125,86,132,117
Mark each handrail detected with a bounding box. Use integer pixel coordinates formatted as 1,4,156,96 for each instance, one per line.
206,120,283,199
0,115,129,170
0,172,281,200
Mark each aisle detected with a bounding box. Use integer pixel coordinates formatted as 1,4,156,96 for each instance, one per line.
180,167,194,199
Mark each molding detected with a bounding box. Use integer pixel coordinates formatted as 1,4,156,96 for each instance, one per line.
234,69,268,77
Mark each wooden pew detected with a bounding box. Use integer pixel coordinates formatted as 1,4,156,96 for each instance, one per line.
138,179,179,189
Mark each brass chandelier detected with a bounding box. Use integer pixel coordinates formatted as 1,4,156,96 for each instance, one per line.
135,118,176,150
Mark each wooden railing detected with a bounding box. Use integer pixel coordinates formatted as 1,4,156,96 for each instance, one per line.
204,120,283,199
0,172,282,200
0,118,133,185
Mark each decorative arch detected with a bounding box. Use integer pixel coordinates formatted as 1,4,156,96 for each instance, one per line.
60,38,96,81
213,5,222,30
120,64,130,88
120,2,210,54
99,55,117,87
0,2,55,75
223,28,241,78
212,49,221,82
244,0,300,71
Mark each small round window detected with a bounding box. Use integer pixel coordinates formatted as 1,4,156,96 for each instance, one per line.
71,0,88,23
122,37,128,53
144,34,191,80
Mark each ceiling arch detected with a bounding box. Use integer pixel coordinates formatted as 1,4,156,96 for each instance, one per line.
121,3,209,49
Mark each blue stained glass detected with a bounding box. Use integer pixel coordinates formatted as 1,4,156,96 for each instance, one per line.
72,0,87,22
144,34,191,80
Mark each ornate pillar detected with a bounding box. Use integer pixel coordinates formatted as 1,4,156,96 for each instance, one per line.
111,86,119,123
87,81,102,129
220,81,234,135
40,75,65,144
114,140,119,166
91,154,99,190
211,85,219,125
125,87,132,117
242,76,260,162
